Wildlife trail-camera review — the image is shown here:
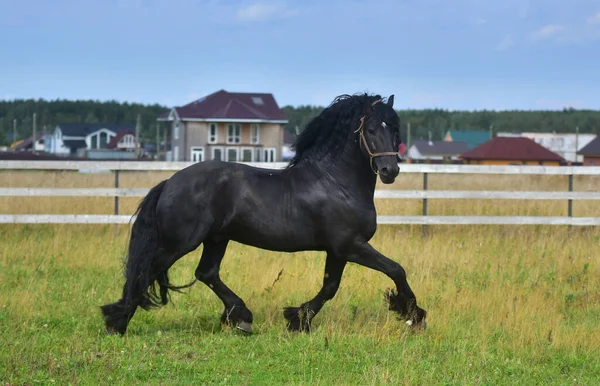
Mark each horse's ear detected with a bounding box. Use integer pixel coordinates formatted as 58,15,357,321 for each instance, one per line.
387,95,394,107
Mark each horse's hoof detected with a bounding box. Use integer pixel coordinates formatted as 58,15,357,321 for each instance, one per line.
236,321,253,334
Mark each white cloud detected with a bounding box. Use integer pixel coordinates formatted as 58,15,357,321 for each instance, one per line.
495,34,515,51
236,1,298,22
588,11,600,25
530,24,566,40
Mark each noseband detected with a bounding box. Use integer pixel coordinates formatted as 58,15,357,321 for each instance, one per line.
354,99,399,174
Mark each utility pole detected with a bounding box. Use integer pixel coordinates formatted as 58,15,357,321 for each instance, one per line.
575,126,579,163
164,123,167,161
135,113,142,158
13,119,17,144
489,124,493,139
156,123,160,161
407,122,411,148
32,113,37,152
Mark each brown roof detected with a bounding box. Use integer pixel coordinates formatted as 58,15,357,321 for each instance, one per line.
578,136,600,156
107,130,135,149
460,137,565,162
158,89,288,122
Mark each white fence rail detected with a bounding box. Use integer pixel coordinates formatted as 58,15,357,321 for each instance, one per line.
2,161,600,227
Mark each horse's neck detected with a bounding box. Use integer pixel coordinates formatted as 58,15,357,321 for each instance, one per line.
315,141,378,196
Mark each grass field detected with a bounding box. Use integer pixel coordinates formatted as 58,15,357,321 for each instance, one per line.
1,170,600,384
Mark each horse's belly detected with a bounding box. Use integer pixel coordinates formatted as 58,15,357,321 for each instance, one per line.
227,214,322,253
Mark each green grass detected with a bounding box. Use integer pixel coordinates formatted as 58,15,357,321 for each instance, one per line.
1,224,599,385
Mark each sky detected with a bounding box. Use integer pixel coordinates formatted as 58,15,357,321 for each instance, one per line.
1,0,600,110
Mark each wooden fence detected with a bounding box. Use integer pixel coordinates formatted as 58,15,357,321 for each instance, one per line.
1,161,600,228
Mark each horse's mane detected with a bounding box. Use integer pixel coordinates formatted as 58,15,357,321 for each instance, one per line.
287,93,383,167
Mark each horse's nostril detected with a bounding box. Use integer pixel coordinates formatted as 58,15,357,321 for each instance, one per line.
380,167,389,175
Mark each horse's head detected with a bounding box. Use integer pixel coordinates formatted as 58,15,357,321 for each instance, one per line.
356,95,402,184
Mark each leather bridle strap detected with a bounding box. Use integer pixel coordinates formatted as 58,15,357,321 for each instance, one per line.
355,114,399,174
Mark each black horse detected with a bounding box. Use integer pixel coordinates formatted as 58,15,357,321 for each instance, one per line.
101,93,427,335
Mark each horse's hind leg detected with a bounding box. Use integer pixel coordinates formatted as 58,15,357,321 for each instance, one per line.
194,240,254,333
284,254,346,332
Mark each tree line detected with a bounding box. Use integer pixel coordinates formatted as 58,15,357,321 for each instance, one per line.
1,98,599,147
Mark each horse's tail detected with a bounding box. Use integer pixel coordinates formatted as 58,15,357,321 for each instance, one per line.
123,179,168,310
101,179,195,334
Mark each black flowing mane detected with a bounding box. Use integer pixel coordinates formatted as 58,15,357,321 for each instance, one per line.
100,91,428,337
287,93,384,167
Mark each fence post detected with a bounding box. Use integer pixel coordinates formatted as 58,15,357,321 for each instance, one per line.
422,172,428,238
568,174,573,231
114,170,120,215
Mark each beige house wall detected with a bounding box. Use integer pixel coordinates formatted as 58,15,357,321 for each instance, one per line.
168,119,285,162
172,121,284,162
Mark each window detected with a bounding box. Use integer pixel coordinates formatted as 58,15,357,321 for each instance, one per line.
250,124,260,145
255,149,262,162
190,147,204,163
99,132,108,148
227,147,239,162
174,121,180,140
208,123,217,144
212,147,224,161
173,145,179,161
263,147,276,162
227,124,241,144
252,96,264,105
241,148,253,162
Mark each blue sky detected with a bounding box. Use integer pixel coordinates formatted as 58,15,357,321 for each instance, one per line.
2,0,600,110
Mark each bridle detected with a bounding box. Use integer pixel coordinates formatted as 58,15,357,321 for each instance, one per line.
354,98,400,174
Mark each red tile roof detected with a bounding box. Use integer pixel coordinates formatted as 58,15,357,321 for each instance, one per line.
158,89,288,122
107,130,135,149
460,137,565,162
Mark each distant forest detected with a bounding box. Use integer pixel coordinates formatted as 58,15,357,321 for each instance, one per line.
1,98,599,147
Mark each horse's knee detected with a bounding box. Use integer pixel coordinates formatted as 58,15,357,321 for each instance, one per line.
195,268,215,284
390,264,407,281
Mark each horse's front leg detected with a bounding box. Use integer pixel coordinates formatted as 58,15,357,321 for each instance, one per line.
346,241,427,328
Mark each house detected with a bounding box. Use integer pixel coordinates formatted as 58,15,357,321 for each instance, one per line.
460,137,565,165
45,123,135,156
406,140,469,162
496,132,596,163
106,130,137,151
444,130,491,150
79,129,140,160
157,89,289,162
577,136,600,166
9,131,47,152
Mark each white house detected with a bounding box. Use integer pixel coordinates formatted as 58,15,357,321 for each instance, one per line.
45,123,135,155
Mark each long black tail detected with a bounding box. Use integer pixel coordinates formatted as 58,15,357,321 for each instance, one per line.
101,179,194,334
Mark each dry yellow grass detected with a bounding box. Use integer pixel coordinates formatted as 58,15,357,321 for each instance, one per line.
1,169,599,384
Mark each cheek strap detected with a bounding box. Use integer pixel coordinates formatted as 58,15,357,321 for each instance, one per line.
355,116,400,174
